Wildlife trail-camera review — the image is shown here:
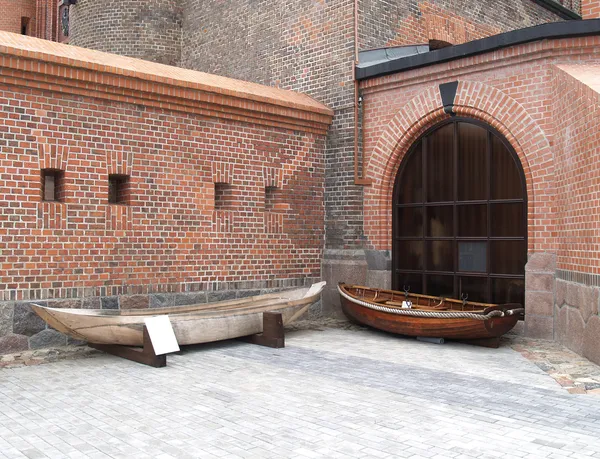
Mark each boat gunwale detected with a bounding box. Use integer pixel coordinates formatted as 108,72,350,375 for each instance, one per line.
31,286,314,318
339,283,507,314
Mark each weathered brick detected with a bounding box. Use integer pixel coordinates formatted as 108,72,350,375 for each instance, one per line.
70,0,182,65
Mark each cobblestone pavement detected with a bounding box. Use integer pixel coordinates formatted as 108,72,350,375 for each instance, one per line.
507,335,600,395
1,326,600,459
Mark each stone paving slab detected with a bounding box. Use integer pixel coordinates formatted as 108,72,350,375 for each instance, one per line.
1,326,600,458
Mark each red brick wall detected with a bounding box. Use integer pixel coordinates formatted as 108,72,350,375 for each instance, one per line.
0,34,332,353
181,0,360,251
0,91,326,292
552,64,600,361
582,0,600,17
358,35,600,360
0,0,36,35
358,0,566,51
0,99,327,298
553,65,600,275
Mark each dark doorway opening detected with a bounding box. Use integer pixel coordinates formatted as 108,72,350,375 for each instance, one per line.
392,118,527,307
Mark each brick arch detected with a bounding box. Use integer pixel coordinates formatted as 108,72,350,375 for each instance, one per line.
365,81,553,252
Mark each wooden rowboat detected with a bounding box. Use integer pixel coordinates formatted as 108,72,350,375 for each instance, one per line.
338,283,523,347
32,282,326,347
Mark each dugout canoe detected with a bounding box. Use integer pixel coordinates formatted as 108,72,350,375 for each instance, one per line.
32,282,326,347
338,283,522,345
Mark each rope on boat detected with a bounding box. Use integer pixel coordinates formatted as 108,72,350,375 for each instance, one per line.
338,286,524,320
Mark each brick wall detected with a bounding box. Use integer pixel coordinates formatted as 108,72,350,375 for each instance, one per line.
181,0,362,253
358,35,600,362
358,0,567,51
35,0,57,41
0,0,36,35
552,64,600,362
0,34,332,354
583,0,600,17
51,0,577,319
179,0,570,255
69,0,182,66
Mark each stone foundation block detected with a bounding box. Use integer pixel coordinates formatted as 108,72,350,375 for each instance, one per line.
525,252,556,272
366,270,391,290
13,303,47,337
82,297,101,309
583,316,600,366
49,299,81,309
579,285,599,322
150,294,174,308
29,329,67,350
207,291,237,303
364,250,391,271
101,296,119,309
524,314,553,340
0,303,14,337
565,282,580,308
555,280,567,307
565,307,585,356
322,260,368,287
0,333,29,354
174,292,207,306
320,288,346,319
525,291,554,316
236,290,263,299
120,295,149,309
322,251,368,318
525,272,554,292
555,304,568,345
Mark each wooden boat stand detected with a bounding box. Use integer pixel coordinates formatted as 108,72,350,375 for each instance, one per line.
89,312,285,367
238,312,285,348
89,326,167,368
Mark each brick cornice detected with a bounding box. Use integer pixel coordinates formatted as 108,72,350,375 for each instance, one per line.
0,32,334,134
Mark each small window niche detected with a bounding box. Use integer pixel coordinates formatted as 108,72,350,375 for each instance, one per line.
21,17,30,36
265,186,278,211
214,182,233,210
41,169,64,202
108,174,130,205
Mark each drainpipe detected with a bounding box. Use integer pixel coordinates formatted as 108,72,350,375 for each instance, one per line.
354,0,371,185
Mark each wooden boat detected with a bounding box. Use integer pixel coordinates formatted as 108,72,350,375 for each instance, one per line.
32,282,326,347
338,283,523,347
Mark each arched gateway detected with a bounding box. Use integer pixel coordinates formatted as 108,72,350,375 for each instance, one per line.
392,118,527,307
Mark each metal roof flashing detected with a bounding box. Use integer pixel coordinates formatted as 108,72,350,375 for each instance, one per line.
356,19,600,81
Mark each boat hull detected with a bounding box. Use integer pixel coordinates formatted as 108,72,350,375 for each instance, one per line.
32,283,325,347
339,285,519,341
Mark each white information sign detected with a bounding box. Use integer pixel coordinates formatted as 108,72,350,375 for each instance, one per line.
144,315,180,355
